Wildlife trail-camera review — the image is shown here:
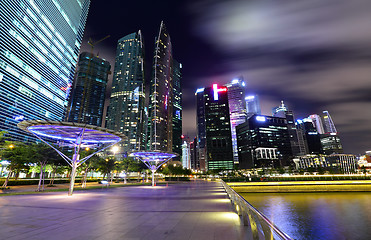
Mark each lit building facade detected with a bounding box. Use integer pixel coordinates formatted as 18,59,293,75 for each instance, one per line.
148,22,173,152
293,154,357,173
181,141,190,169
203,84,234,170
320,133,343,155
195,88,206,170
236,115,292,169
225,78,247,165
172,59,182,156
245,95,261,117
66,52,110,126
296,118,322,154
106,31,146,152
0,0,90,141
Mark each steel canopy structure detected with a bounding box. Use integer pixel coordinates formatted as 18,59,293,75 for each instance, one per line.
130,151,177,187
18,120,125,195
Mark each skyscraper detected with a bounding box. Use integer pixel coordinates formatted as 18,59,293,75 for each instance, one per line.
172,59,182,156
236,115,292,169
148,22,173,152
0,0,90,141
195,88,206,171
296,118,322,154
66,52,110,126
225,78,247,165
321,111,337,134
106,31,145,152
272,100,287,118
245,94,261,117
203,84,234,170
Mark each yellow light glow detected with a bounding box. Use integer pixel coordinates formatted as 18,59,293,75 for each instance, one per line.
85,147,90,151
9,144,14,149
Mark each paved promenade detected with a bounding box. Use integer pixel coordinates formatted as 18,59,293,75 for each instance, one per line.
0,180,248,240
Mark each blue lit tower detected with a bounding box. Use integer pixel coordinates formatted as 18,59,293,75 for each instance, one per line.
0,0,90,141
148,22,173,152
172,59,182,156
225,77,247,165
106,31,146,152
245,94,261,117
66,52,110,126
203,84,233,170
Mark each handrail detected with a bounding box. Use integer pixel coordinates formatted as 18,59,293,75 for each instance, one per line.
220,180,294,240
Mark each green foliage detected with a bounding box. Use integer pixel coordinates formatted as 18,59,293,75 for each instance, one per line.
160,165,191,176
0,141,31,179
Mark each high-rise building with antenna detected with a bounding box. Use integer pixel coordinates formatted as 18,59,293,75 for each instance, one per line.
148,22,173,152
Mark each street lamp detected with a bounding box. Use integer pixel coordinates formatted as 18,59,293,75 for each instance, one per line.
9,144,14,149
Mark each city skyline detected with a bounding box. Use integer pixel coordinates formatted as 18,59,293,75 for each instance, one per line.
67,0,371,154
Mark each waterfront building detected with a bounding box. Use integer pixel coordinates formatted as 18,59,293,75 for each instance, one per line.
66,52,110,126
172,59,182,156
293,154,357,173
320,133,343,154
236,115,292,169
190,137,199,170
0,0,90,141
106,31,146,152
296,118,322,154
245,94,261,117
203,84,234,170
148,22,173,152
225,78,247,165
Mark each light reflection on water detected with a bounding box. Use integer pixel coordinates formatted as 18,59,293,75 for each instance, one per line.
240,192,371,240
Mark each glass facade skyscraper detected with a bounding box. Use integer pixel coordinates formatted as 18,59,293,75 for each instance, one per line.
0,0,90,140
172,59,182,156
106,31,145,152
148,22,173,152
203,84,234,170
66,52,110,126
225,78,247,165
245,94,261,117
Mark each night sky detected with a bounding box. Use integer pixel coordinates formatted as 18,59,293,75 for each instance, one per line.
81,0,371,154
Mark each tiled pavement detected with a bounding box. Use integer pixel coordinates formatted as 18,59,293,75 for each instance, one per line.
0,180,249,240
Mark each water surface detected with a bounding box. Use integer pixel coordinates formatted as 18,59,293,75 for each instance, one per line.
240,192,371,240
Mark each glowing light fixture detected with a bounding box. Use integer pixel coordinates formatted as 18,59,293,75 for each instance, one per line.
245,95,255,100
256,116,266,122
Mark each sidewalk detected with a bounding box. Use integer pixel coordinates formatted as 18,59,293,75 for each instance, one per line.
0,180,248,240
0,180,143,194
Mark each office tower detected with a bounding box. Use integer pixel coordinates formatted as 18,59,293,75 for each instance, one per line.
66,52,110,126
106,31,145,152
272,100,287,118
225,78,247,165
245,95,261,117
203,84,234,170
320,134,343,154
172,59,182,156
236,115,292,169
190,137,199,170
321,111,337,133
296,118,322,154
195,88,206,170
309,114,325,134
148,22,173,152
0,0,90,141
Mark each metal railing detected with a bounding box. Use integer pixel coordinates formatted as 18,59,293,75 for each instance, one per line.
220,180,294,240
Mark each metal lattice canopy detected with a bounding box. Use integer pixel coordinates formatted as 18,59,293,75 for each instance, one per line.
130,151,177,187
18,120,126,195
18,120,125,147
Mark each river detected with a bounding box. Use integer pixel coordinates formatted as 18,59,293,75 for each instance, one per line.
240,192,371,240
